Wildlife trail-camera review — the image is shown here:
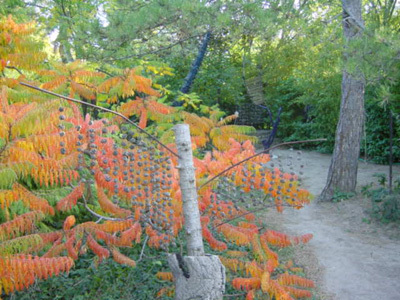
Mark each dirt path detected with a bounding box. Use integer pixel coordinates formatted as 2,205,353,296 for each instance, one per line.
265,149,400,300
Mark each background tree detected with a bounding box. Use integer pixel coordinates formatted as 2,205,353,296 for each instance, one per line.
319,0,366,201
0,16,316,300
3,0,399,192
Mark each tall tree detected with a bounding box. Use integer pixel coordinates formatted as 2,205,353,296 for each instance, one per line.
6,1,314,111
319,0,365,201
180,30,211,94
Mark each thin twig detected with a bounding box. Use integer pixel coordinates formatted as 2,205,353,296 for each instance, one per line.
211,193,269,224
0,125,11,158
95,68,115,77
223,292,247,298
215,202,303,228
104,34,201,62
81,187,134,222
5,66,23,75
138,235,149,262
199,138,326,189
19,81,179,158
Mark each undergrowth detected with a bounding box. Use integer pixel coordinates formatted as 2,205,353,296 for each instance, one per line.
6,246,171,300
362,173,400,223
5,211,312,300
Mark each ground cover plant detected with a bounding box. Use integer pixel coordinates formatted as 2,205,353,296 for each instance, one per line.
362,173,400,223
0,17,315,299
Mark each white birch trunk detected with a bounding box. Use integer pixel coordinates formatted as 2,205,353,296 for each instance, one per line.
173,124,204,256
168,254,225,300
168,124,225,300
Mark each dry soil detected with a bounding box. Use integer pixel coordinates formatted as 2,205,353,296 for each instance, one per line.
264,148,400,300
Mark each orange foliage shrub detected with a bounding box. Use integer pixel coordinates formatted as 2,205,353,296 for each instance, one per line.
0,16,315,300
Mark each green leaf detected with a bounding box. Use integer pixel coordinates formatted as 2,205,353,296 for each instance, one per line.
152,260,163,266
0,138,5,149
0,167,18,189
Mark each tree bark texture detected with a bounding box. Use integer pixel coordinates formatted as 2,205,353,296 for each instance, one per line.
180,31,211,94
389,110,393,193
319,0,365,201
167,254,225,300
173,124,204,256
169,124,225,300
262,106,282,151
57,23,74,64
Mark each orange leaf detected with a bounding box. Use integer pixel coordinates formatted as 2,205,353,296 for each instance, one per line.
138,108,147,129
232,277,261,291
87,234,110,262
156,272,173,281
110,247,136,267
63,215,76,231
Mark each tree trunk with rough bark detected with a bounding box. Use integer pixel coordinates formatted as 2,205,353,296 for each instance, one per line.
168,124,225,300
319,0,365,201
168,254,225,300
180,31,211,94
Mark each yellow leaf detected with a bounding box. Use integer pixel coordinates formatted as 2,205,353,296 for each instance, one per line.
261,271,270,293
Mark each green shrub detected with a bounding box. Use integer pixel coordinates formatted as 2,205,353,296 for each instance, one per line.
361,101,400,164
6,250,172,300
362,174,400,223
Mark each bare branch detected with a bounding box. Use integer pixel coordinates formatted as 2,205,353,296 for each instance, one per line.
223,292,247,298
95,68,115,77
80,183,134,222
138,235,149,262
5,66,23,75
104,34,201,62
81,191,132,222
19,81,179,158
215,202,303,228
199,138,327,189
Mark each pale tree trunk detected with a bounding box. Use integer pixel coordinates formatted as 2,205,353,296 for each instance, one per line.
174,124,205,256
57,23,74,64
168,124,225,300
319,0,365,201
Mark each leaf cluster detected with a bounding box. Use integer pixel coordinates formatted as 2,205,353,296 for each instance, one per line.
362,174,400,223
0,17,315,300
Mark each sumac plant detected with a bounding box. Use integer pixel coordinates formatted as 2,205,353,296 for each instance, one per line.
0,16,314,300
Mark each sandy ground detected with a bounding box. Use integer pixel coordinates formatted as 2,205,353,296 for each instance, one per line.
264,149,400,300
